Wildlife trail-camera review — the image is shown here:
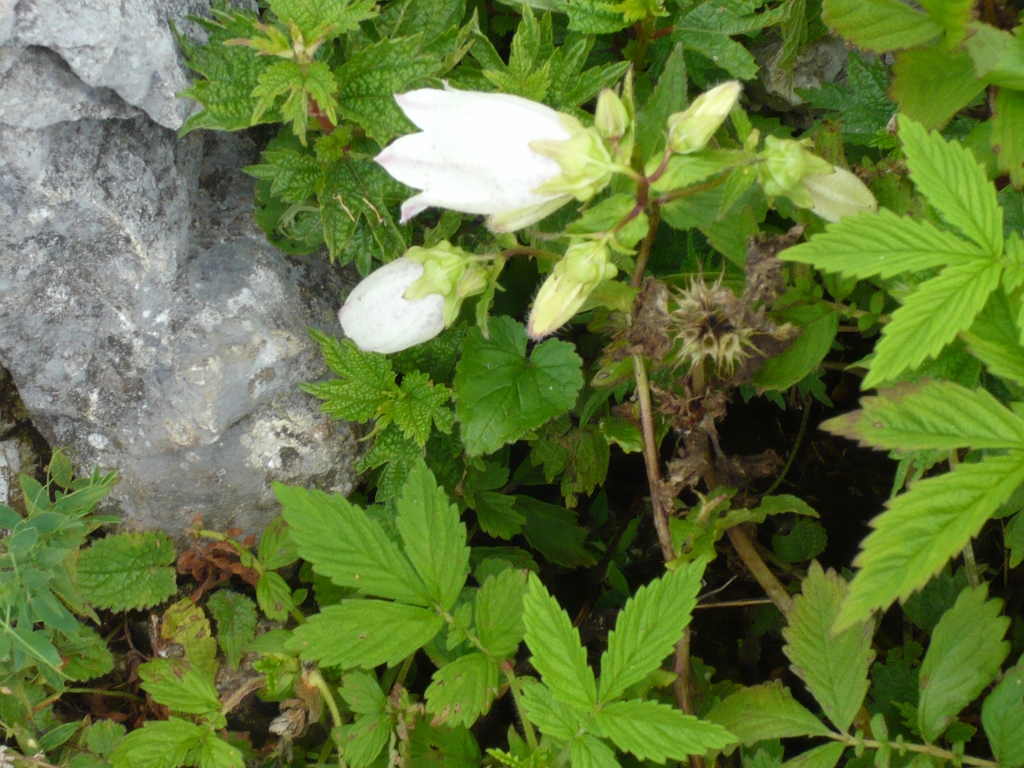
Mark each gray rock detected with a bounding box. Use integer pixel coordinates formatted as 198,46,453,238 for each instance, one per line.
0,0,362,539
755,35,850,109
0,0,253,130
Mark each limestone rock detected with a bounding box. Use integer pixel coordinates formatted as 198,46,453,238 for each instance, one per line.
0,0,361,539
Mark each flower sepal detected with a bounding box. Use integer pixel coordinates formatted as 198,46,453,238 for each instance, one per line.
528,239,618,339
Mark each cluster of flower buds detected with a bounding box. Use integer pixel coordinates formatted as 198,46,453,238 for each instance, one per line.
528,239,618,340
338,242,487,354
375,86,618,233
757,136,877,222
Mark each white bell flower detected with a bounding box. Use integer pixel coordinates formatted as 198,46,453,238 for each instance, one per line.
376,87,597,232
338,257,445,354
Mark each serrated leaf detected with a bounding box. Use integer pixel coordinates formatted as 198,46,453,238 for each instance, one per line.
799,53,893,146
302,332,395,422
707,682,833,743
138,659,221,717
519,678,582,740
982,655,1024,768
864,258,1001,388
337,712,391,768
991,88,1024,188
782,563,875,733
161,599,218,678
781,742,847,768
395,459,469,611
425,652,502,727
836,452,1024,630
918,0,974,45
822,380,1024,451
454,317,583,457
571,734,622,768
596,698,737,761
636,44,687,158
275,483,430,605
891,46,985,132
256,571,294,621
899,115,1003,256
59,626,115,682
476,568,528,658
523,572,597,712
672,0,787,80
197,731,244,768
243,149,324,203
288,600,444,668
598,560,705,703
772,519,828,563
206,591,258,670
918,584,1010,742
821,0,941,52
780,209,985,279
77,532,177,612
258,515,299,570
341,670,386,715
517,496,596,568
407,722,481,768
966,22,1024,89
109,718,207,768
565,0,631,33
334,35,439,145
902,567,970,632
753,302,838,391
270,0,379,40
474,492,525,540
390,372,453,446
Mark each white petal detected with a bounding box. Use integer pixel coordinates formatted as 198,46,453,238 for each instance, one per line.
486,194,574,233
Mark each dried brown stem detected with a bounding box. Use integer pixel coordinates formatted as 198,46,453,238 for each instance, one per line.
726,526,794,615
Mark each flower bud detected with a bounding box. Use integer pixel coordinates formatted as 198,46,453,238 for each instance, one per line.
530,115,615,202
756,136,832,209
667,81,742,154
595,88,630,142
801,166,878,222
528,240,618,339
339,257,445,354
404,241,488,325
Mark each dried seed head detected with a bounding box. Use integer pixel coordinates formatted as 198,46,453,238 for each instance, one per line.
669,276,758,377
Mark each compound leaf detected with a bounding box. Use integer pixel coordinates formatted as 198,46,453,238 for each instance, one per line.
595,699,737,761
918,584,1010,742
302,331,395,422
598,559,705,703
523,572,597,712
836,452,1024,630
783,563,875,733
275,483,430,606
77,532,177,612
288,600,444,668
454,317,583,457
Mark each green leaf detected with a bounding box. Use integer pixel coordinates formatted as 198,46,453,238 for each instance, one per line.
780,209,985,279
395,459,469,611
598,560,705,703
991,88,1024,188
891,47,985,132
570,734,622,768
821,0,941,52
836,452,1024,630
59,626,115,681
902,566,970,632
256,571,294,622
517,496,596,568
160,599,218,678
707,682,833,743
275,483,430,605
595,699,737,761
565,0,631,34
377,0,465,42
798,53,893,146
334,36,439,145
475,568,528,658
77,532,177,612
918,0,974,45
780,742,847,768
336,713,391,768
822,380,1024,451
636,43,687,158
454,318,582,457
523,571,597,712
671,0,787,80
138,659,221,717
899,115,1003,256
302,332,395,422
197,730,245,768
982,655,1024,768
243,149,323,203
918,584,1010,742
425,652,502,727
258,515,299,570
782,563,875,733
341,670,386,715
520,678,583,740
109,718,207,768
772,518,828,563
390,372,454,446
864,258,1002,388
753,303,838,392
206,591,258,670
407,722,481,768
270,0,379,40
966,22,1024,89
474,491,525,540
288,600,444,668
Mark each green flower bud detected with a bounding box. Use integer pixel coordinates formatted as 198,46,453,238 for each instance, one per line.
531,114,615,202
667,81,742,154
756,136,832,209
404,241,488,325
801,166,878,222
595,88,630,142
528,240,618,339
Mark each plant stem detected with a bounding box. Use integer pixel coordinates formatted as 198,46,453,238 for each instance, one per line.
630,205,661,288
504,666,539,751
308,669,344,731
220,677,266,717
830,733,999,768
631,354,674,562
726,527,794,615
764,403,811,496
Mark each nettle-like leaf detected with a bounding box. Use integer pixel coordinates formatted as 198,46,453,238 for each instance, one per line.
137,659,222,719
454,317,583,457
386,371,455,446
599,560,705,703
594,699,736,762
77,532,177,612
671,0,789,80
252,59,339,145
475,567,529,658
707,681,833,744
302,331,395,422
206,590,258,671
953,288,1024,385
782,563,875,733
109,719,208,768
821,0,941,52
918,584,1010,741
516,496,596,567
425,652,503,727
337,671,392,768
268,0,379,41
982,655,1024,768
799,53,893,146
